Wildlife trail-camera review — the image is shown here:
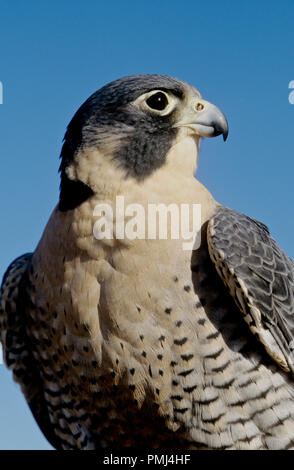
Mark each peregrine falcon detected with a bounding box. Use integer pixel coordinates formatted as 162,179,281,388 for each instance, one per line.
1,74,294,450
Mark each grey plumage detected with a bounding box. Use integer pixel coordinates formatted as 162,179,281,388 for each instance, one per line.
208,206,294,373
59,75,185,211
1,74,294,449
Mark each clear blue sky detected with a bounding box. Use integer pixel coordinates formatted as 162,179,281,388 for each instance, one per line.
1,0,294,450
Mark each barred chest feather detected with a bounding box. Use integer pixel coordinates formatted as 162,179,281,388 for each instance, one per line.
24,195,294,449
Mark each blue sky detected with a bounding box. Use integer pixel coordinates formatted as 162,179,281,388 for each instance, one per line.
0,0,294,450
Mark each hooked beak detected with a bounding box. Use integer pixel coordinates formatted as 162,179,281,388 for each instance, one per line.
175,98,229,141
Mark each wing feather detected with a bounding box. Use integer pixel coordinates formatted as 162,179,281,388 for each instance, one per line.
207,206,294,374
0,253,61,449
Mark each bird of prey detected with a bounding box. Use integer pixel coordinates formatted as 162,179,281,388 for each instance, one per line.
1,74,294,450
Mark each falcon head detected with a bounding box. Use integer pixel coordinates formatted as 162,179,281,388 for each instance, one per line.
59,74,228,211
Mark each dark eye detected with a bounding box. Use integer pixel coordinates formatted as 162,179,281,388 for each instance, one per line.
146,92,169,111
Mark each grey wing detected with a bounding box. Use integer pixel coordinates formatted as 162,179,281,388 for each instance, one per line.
207,206,294,374
0,253,61,449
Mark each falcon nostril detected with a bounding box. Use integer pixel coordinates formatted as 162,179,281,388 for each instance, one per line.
196,102,204,111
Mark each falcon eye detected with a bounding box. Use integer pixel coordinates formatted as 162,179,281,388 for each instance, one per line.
146,92,169,111
135,90,177,115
